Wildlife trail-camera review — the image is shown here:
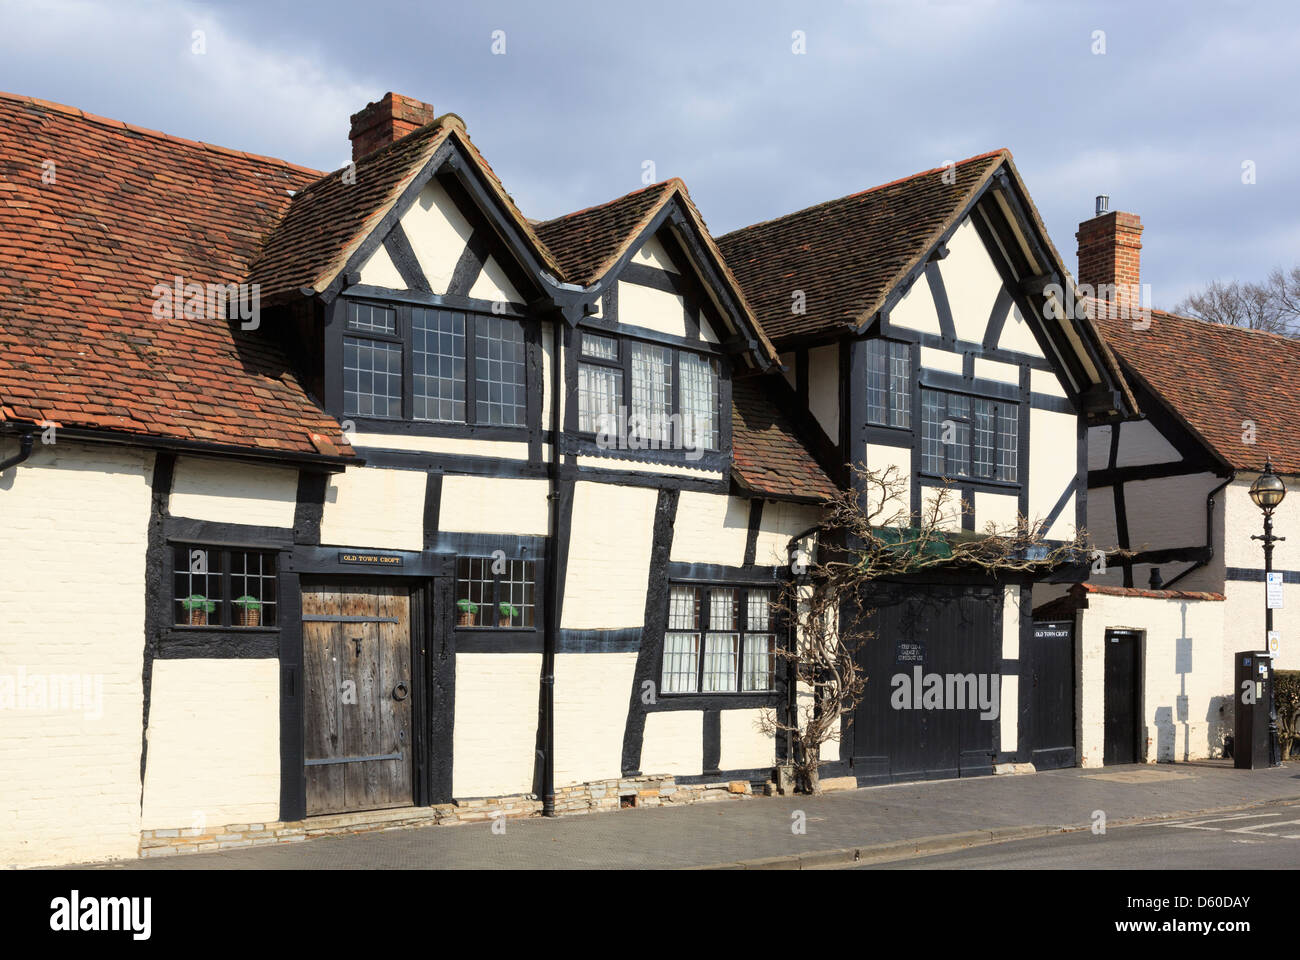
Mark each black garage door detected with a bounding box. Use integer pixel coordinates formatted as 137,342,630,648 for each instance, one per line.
849,582,1001,783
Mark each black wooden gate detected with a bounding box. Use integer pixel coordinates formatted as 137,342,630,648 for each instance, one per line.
1103,628,1141,765
1029,620,1075,769
850,582,1001,783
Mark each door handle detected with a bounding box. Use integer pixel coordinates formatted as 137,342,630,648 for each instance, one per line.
393,682,409,701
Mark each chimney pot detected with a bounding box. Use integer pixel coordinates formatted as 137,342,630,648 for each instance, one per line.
1095,194,1109,217
348,92,436,162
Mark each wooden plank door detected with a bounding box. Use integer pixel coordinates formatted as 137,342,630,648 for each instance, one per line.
303,583,413,816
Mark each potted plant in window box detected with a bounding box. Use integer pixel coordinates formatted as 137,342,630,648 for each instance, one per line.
233,595,262,627
182,594,216,627
497,602,520,628
456,599,479,627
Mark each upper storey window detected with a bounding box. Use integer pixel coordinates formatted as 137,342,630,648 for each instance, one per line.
866,339,911,429
342,300,527,427
577,331,720,452
920,389,1019,482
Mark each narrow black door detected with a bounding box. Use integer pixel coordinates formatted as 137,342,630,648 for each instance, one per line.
1103,628,1140,765
1031,621,1076,769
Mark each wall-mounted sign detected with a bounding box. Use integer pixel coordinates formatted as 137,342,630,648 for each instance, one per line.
338,552,404,567
1267,572,1284,609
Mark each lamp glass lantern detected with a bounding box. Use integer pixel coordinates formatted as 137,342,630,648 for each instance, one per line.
1250,460,1287,512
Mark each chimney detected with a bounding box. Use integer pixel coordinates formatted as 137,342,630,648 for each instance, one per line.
1076,197,1144,315
349,93,436,161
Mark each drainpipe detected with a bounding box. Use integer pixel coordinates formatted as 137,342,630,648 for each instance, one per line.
0,431,35,475
1162,472,1235,590
540,318,563,817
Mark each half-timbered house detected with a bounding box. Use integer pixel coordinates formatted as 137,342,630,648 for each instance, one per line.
1,90,1135,867
718,154,1134,782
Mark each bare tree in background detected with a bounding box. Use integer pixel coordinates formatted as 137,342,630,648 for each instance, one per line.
759,464,1097,795
1174,266,1300,337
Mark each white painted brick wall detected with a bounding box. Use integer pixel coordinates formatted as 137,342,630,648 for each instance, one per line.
1077,593,1226,766
0,440,153,867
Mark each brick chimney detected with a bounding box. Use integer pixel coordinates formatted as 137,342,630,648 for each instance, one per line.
1076,195,1144,315
348,93,436,161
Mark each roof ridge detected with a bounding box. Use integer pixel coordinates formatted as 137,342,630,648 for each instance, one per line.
0,88,325,178
1095,299,1300,348
536,179,679,228
718,149,1008,240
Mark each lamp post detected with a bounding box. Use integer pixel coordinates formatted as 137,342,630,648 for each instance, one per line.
1249,458,1287,767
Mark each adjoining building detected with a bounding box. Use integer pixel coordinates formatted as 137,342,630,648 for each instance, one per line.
1034,203,1299,765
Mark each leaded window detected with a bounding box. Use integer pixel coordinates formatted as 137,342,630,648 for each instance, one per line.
867,339,911,428
662,584,775,695
412,307,466,422
474,314,527,426
173,544,277,628
341,299,531,428
455,556,536,628
921,388,1019,482
576,329,722,453
630,342,673,444
679,352,720,451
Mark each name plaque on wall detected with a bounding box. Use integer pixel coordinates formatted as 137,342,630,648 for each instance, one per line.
338,552,404,567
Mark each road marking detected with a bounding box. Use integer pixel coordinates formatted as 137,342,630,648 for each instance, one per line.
1168,813,1280,830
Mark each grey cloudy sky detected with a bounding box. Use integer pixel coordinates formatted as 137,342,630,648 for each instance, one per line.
5,0,1297,306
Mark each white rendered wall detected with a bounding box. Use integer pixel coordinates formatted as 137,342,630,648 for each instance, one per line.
141,659,280,829
0,440,153,867
168,457,299,528
453,653,541,797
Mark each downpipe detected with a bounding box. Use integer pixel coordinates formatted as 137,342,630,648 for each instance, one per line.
540,318,563,817
1162,471,1234,590
0,431,35,475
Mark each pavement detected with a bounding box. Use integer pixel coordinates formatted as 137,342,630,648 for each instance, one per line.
79,759,1300,870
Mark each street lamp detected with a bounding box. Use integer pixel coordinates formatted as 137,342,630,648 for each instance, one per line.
1249,458,1287,766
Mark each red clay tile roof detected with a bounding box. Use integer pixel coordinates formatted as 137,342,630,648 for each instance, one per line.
534,181,677,284
717,151,1007,343
0,90,352,457
731,376,838,502
537,178,777,365
1092,306,1300,474
1080,583,1224,601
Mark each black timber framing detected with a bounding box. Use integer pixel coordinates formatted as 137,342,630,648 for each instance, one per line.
621,488,680,776
138,451,176,807
382,222,432,294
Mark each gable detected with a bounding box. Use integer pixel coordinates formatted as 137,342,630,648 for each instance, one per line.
886,214,1047,361
352,170,531,307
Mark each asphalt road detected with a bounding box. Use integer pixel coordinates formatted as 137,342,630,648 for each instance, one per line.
856,801,1300,869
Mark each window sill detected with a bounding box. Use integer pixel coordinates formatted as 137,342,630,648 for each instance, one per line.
917,471,1021,491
